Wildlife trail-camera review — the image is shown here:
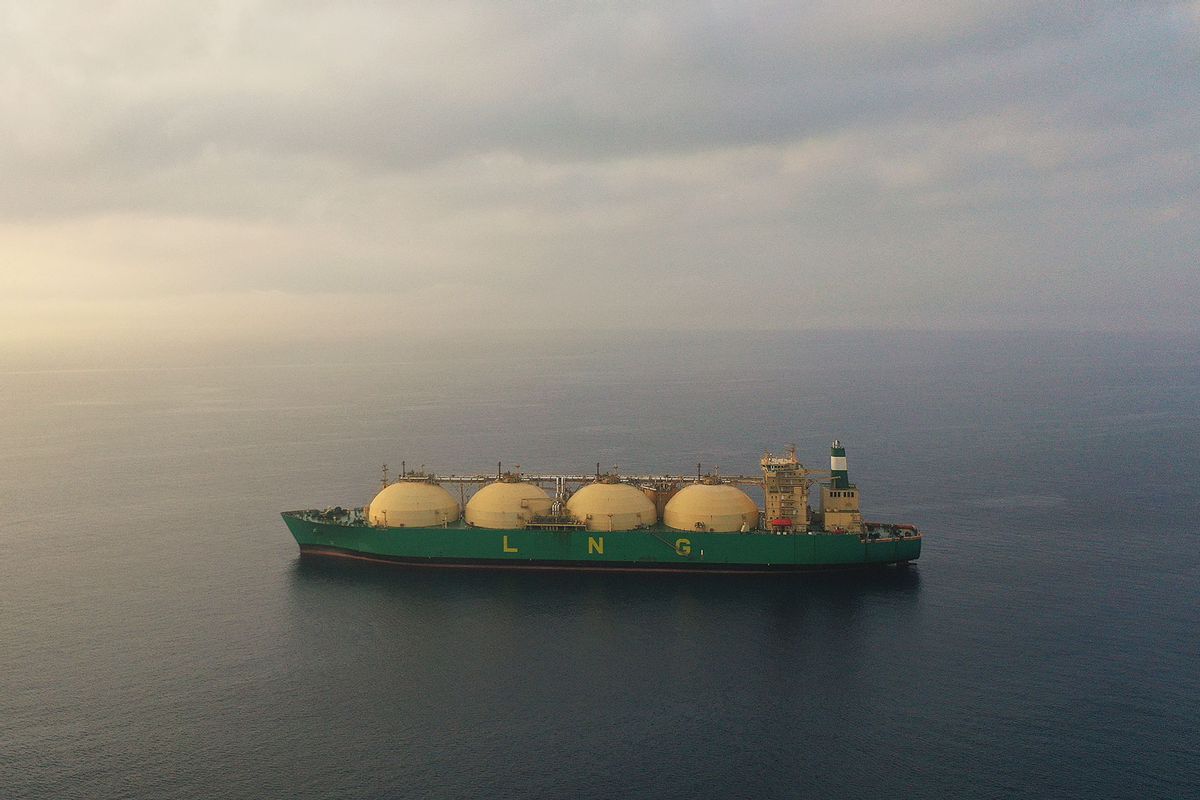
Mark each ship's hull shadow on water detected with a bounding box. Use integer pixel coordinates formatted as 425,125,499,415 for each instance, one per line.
287,554,922,608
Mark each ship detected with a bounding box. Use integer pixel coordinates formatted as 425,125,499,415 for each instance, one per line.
282,441,921,573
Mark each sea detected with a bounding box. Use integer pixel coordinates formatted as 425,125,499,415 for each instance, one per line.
1,331,1196,799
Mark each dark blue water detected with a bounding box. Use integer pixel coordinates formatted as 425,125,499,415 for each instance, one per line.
1,332,1197,799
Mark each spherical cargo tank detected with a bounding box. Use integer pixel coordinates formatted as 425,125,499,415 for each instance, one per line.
663,480,759,533
566,479,657,531
465,476,553,529
368,481,461,528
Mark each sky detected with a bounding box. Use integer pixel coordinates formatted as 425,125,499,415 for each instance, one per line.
1,1,1197,354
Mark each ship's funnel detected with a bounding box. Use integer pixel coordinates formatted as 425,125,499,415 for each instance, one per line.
830,440,849,489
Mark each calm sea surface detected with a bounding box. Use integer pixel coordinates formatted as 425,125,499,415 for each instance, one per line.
1,331,1197,799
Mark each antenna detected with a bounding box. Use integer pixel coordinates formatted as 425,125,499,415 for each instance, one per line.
381,464,389,490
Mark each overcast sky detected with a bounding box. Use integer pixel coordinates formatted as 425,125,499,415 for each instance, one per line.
1,1,1197,350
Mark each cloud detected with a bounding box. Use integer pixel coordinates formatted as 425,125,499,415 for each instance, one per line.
0,1,1196,348
6,1,1181,182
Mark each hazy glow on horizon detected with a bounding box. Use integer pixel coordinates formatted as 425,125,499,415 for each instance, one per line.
1,1,1197,351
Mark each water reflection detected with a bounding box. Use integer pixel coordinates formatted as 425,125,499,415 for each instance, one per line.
286,555,921,613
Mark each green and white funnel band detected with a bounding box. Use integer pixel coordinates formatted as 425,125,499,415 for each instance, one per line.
830,440,849,488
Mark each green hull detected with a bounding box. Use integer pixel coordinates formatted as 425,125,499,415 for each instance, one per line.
281,513,921,573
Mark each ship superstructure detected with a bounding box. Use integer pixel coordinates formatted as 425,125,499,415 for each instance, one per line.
281,442,920,572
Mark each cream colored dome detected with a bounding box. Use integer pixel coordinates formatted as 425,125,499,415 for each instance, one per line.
368,482,460,528
465,480,552,529
663,483,759,533
566,482,657,531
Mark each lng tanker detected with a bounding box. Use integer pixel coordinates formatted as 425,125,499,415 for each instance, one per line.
281,441,921,573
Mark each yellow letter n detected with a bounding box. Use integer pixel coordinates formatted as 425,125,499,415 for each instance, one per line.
588,536,604,555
